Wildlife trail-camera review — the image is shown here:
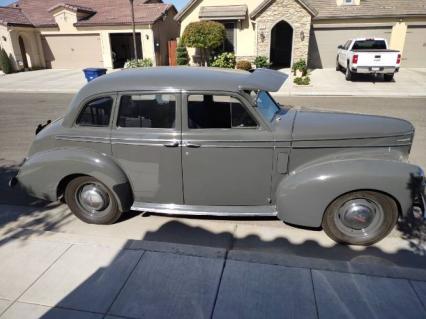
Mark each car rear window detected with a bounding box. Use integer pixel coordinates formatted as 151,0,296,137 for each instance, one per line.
352,40,387,50
77,96,113,127
117,94,176,129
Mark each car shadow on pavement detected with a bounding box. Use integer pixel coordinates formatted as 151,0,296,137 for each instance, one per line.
0,220,423,319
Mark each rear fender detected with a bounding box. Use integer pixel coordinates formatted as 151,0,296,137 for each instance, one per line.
276,159,424,228
17,149,133,211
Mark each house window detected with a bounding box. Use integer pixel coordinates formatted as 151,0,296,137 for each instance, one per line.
222,22,235,52
343,0,354,5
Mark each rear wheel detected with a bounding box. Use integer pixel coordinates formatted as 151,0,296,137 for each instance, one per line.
322,191,398,246
384,73,394,82
65,176,122,224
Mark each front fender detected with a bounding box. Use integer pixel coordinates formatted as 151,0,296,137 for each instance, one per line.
16,148,133,211
276,159,424,228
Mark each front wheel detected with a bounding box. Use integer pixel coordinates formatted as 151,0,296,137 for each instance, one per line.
336,58,341,71
345,65,354,81
322,191,398,246
65,176,122,224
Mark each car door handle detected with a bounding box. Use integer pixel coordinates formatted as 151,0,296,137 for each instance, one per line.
163,141,180,148
184,143,201,148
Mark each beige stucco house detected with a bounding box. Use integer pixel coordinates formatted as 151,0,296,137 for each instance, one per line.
0,0,180,71
175,0,426,68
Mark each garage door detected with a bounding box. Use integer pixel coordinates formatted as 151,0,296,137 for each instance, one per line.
42,34,104,69
402,26,426,67
309,26,392,68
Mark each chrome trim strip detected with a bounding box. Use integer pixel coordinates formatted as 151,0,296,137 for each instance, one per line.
292,143,412,149
112,142,166,147
56,136,110,144
131,202,278,217
199,145,273,149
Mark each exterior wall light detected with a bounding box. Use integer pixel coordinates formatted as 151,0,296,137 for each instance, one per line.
300,31,305,42
260,32,265,43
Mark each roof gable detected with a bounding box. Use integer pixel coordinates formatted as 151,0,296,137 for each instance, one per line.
0,6,33,27
251,0,318,19
7,0,175,27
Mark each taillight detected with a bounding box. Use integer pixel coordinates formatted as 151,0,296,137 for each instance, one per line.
397,54,401,64
352,54,358,64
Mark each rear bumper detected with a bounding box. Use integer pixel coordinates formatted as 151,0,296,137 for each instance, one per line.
352,66,398,74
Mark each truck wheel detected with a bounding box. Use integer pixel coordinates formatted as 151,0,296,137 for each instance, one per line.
335,58,341,71
384,73,394,82
322,191,398,246
345,65,353,81
65,176,122,225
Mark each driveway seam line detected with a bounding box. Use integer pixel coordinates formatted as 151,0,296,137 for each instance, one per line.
0,243,73,318
4,301,106,316
310,269,320,319
209,250,228,319
408,280,426,313
103,250,146,319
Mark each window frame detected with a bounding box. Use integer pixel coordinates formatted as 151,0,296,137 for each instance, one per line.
112,91,181,131
183,91,267,132
74,94,116,128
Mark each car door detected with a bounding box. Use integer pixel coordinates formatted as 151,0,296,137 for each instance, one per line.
181,92,274,206
111,92,183,204
339,41,350,66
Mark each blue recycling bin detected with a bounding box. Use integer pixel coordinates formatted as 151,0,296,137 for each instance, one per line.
83,68,107,82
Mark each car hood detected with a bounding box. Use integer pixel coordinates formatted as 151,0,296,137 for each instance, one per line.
292,110,414,141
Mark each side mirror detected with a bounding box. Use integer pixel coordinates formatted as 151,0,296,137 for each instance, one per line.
337,45,343,49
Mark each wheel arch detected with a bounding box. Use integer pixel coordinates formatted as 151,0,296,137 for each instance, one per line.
275,159,422,228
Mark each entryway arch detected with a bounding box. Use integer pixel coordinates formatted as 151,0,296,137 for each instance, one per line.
18,35,31,69
270,20,293,68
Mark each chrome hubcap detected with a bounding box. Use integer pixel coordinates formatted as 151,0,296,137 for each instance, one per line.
335,198,384,238
77,184,109,213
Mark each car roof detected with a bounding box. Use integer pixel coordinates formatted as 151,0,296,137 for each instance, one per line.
78,66,288,95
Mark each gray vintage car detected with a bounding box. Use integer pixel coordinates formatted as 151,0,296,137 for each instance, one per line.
10,67,425,245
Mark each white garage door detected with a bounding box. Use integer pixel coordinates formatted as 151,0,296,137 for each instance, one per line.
310,26,392,68
42,34,104,69
402,26,426,67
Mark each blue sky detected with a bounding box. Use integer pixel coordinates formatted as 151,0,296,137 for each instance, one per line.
0,0,188,10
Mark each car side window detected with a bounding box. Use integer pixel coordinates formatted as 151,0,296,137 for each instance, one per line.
76,96,113,127
117,94,176,129
187,95,257,129
343,41,351,50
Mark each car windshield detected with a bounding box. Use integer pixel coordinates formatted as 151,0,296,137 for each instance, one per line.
352,40,387,50
256,91,281,122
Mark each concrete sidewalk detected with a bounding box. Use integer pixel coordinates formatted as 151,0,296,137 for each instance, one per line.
1,68,425,97
0,227,425,319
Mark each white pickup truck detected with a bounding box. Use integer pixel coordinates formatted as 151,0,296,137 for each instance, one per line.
336,38,401,81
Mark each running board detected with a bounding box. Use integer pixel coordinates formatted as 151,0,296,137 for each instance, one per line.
131,202,278,217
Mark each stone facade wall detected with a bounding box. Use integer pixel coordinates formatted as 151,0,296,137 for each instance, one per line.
256,0,312,65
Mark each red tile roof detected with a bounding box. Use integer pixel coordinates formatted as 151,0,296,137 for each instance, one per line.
1,0,174,28
0,6,32,26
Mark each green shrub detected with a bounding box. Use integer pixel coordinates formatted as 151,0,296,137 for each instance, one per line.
0,48,13,74
253,56,271,69
293,76,310,85
124,58,153,68
182,21,225,66
176,41,189,66
236,60,252,71
292,59,308,76
210,52,236,69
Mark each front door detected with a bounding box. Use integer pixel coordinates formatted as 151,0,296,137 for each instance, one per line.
111,92,183,204
181,93,274,206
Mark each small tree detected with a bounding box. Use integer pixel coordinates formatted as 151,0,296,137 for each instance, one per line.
0,48,13,74
176,41,189,66
182,21,225,66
